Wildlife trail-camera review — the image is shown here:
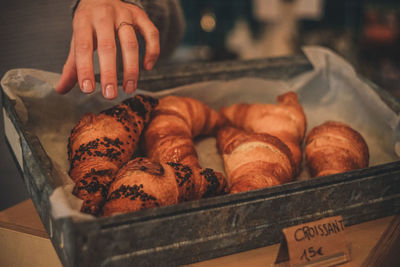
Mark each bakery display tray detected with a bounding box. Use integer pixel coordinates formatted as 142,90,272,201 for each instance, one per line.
2,47,400,267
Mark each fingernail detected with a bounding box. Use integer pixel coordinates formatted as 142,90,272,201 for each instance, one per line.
125,80,136,94
82,80,93,93
146,60,155,70
105,84,115,99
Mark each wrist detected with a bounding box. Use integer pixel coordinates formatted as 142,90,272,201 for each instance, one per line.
72,0,143,15
121,0,143,10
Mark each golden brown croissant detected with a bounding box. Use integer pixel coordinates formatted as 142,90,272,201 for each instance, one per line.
143,95,226,168
68,95,158,215
217,126,296,194
102,157,227,216
220,92,306,173
305,121,369,177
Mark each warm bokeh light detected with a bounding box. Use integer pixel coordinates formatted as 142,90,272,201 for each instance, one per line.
200,12,216,32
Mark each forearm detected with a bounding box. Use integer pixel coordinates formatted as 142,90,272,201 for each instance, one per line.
72,0,143,14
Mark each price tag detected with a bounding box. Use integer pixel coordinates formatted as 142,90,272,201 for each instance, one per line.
275,216,350,267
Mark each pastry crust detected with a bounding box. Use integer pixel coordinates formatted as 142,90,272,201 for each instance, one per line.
305,121,369,177
144,95,226,167
220,92,306,173
217,126,296,193
68,95,158,215
102,157,227,216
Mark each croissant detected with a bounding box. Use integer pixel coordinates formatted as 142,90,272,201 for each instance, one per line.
217,126,296,194
102,157,227,216
143,95,226,168
220,92,306,172
68,95,158,215
305,121,369,177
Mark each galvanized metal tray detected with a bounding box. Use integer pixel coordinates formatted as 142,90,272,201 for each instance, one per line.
2,49,400,267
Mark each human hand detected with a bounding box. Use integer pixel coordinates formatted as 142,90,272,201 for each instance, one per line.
56,0,160,99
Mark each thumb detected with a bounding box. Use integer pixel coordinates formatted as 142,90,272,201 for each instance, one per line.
56,40,78,94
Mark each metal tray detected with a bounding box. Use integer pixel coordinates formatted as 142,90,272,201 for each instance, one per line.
2,52,400,267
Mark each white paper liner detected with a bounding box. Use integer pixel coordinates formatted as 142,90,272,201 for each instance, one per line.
1,46,399,221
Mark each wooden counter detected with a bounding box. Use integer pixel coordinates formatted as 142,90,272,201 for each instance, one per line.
0,199,398,267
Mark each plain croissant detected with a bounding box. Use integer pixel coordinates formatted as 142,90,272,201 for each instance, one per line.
68,95,158,215
143,95,226,168
217,126,296,194
305,121,369,177
220,92,306,173
102,157,227,216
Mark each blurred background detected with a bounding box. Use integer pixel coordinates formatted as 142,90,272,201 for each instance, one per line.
1,0,400,210
175,0,400,97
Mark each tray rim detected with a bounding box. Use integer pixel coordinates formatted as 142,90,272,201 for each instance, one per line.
2,52,400,266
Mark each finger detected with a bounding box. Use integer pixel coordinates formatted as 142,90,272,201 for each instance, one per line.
94,12,118,99
131,9,160,71
73,16,95,94
56,40,78,94
117,21,139,94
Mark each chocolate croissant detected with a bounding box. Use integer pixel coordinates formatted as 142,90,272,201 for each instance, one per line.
102,157,227,216
143,95,226,168
217,126,296,194
220,92,306,173
305,121,369,177
68,95,158,215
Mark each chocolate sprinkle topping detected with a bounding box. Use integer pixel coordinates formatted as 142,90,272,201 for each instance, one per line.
200,168,221,198
69,137,126,169
77,177,109,198
102,106,134,134
108,184,157,203
167,162,193,187
125,97,147,119
83,168,114,179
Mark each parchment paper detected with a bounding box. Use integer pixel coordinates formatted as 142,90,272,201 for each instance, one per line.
2,46,399,221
